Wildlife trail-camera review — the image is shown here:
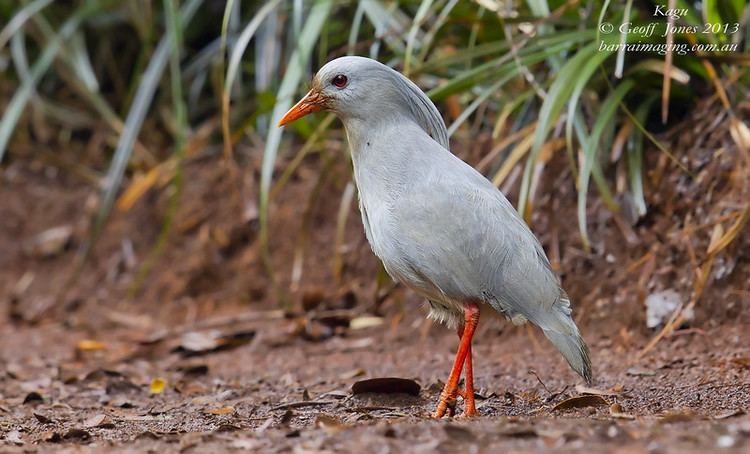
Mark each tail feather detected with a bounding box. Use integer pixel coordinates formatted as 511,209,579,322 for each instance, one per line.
538,292,593,384
542,329,593,385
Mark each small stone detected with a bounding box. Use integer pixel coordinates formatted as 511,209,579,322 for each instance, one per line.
717,435,735,448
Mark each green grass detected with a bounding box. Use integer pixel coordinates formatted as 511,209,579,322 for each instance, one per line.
1,0,748,295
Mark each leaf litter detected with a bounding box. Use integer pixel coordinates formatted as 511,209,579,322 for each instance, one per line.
0,93,748,452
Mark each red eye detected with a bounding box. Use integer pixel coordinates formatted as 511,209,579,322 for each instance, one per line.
332,74,348,88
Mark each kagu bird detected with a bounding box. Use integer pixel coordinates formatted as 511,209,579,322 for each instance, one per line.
279,56,592,417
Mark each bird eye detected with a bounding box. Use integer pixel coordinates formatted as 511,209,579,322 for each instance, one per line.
331,74,348,88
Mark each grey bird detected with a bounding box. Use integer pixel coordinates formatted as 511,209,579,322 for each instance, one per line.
279,56,592,417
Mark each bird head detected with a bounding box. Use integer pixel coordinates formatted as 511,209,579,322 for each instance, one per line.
278,56,449,149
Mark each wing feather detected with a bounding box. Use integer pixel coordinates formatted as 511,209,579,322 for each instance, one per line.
386,150,562,325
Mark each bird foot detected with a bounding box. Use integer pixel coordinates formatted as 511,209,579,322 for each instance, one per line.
456,388,478,417
432,392,458,418
454,410,478,419
460,401,478,418
432,388,478,418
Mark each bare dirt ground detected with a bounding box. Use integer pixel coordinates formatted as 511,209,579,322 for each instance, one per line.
1,310,749,453
1,97,749,452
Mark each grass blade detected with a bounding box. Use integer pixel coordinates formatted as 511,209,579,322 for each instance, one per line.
222,0,282,161
290,155,335,293
419,29,594,72
627,96,657,217
360,0,409,55
261,0,334,289
661,0,676,123
446,74,514,137
131,0,189,292
0,0,53,51
348,2,366,55
0,1,98,162
428,31,595,100
563,49,614,180
69,31,99,92
416,0,460,66
490,133,535,187
90,0,202,243
613,0,633,78
225,0,282,94
403,0,433,76
577,79,634,250
271,114,336,198
518,41,611,217
334,181,356,283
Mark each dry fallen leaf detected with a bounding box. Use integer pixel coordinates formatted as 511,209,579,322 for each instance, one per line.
5,430,23,445
205,406,235,415
339,368,366,380
315,414,346,434
33,412,53,424
62,428,91,442
713,409,745,420
319,389,350,399
23,392,44,404
256,417,274,433
84,413,114,428
626,366,656,377
180,331,223,352
77,339,107,351
216,423,241,432
176,329,256,356
42,431,62,443
24,225,73,258
729,117,750,165
660,409,697,423
575,385,620,396
352,377,421,396
552,395,608,411
149,378,167,394
178,364,209,376
349,316,384,330
337,337,376,351
609,403,635,420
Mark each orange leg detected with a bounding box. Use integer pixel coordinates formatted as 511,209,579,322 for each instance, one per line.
433,303,480,418
455,320,477,417
461,327,477,417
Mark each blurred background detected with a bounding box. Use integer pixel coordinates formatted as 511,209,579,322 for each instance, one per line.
1,0,749,346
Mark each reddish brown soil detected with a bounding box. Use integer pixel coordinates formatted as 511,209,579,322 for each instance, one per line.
1,96,749,452
1,312,749,452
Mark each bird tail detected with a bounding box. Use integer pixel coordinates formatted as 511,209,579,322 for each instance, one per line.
540,293,593,384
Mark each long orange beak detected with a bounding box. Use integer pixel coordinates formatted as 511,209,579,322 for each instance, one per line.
278,90,325,127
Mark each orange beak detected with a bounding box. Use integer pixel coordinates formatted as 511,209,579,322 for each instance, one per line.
278,90,326,127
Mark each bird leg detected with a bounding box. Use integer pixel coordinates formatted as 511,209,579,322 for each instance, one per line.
433,302,480,418
457,323,477,417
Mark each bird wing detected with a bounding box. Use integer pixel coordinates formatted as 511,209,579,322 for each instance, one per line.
386,149,562,324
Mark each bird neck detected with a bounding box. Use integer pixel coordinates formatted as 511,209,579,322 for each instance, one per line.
342,113,416,160
342,115,430,202
342,116,382,155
